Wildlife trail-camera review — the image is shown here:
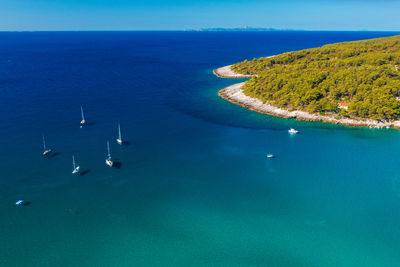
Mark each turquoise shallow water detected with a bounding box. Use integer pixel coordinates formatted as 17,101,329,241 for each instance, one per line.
1,31,400,266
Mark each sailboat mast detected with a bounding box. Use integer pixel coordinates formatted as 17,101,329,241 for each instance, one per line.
72,155,76,169
107,141,111,157
81,106,85,121
42,135,46,150
118,124,121,140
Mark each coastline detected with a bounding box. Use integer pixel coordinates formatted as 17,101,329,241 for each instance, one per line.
215,65,400,129
213,65,253,78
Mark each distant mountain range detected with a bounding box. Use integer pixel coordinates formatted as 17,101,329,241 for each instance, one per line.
188,27,302,32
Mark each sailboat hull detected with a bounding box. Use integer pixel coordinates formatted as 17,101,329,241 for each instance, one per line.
15,200,25,206
106,158,113,167
72,166,80,174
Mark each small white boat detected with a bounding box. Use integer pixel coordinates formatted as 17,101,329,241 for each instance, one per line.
15,200,25,206
42,135,52,156
72,155,80,174
266,154,275,158
288,128,299,134
80,106,86,126
105,141,113,167
116,123,122,145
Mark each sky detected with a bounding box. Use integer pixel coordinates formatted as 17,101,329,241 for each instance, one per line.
0,0,399,31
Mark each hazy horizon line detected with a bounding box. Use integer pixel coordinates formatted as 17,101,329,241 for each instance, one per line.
0,29,399,33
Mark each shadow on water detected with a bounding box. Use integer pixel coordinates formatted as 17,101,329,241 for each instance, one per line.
51,152,61,158
113,162,122,169
122,141,131,146
80,170,90,176
79,122,95,129
22,201,31,206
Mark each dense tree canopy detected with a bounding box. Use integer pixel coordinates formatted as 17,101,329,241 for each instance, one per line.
231,35,400,121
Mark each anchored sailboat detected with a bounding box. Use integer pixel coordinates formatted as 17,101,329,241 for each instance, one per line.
80,106,86,126
42,135,51,156
15,200,25,206
72,155,80,174
105,141,113,167
116,124,122,145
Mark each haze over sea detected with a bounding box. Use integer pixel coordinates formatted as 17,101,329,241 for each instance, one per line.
2,31,400,266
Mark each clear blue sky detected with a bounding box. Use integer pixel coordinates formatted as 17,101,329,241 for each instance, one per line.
0,0,399,31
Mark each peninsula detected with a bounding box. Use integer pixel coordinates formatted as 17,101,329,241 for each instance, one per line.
215,35,400,128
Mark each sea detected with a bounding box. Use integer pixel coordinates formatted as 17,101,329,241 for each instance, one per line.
1,31,400,266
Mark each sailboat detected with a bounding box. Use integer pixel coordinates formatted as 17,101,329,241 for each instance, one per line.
105,141,113,167
116,124,122,145
42,135,52,156
72,155,80,174
15,200,25,206
80,106,86,126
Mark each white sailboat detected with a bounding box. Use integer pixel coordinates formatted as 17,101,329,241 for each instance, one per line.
42,135,51,156
72,155,80,174
105,141,113,167
288,128,299,134
80,106,86,126
15,200,25,206
116,124,122,145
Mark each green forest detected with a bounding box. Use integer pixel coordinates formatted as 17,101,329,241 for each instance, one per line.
231,35,400,121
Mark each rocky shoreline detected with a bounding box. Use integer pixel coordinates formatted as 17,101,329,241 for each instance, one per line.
213,65,253,78
215,65,400,129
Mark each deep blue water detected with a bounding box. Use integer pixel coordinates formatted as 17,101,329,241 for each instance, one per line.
1,31,400,266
